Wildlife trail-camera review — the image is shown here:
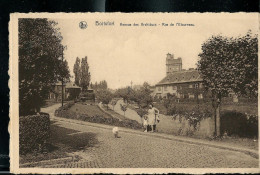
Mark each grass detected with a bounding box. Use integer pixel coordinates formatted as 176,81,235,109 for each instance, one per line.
20,120,99,166
56,103,143,130
69,103,110,118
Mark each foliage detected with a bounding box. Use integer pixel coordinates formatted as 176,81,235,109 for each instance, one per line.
19,18,70,115
96,90,113,108
114,82,153,108
80,57,91,91
136,108,148,118
20,113,50,154
220,111,258,138
114,87,130,103
198,32,258,98
111,99,118,110
197,31,258,136
73,57,81,86
90,80,108,90
120,103,128,116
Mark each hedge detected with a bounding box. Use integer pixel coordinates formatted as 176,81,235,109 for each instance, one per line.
19,113,50,154
220,111,258,138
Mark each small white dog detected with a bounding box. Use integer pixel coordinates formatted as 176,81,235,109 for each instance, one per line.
112,127,119,138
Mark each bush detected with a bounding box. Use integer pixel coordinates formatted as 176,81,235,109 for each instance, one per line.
19,114,50,154
220,111,258,138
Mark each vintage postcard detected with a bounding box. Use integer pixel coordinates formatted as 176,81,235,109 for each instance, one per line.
9,13,259,174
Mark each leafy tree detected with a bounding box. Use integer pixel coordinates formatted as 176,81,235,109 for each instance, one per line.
114,88,130,103
19,18,70,115
120,104,128,116
96,90,113,109
111,99,117,110
73,57,81,86
80,56,91,91
197,32,258,136
136,108,148,119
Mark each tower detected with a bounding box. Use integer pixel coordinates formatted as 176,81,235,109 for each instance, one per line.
166,53,182,75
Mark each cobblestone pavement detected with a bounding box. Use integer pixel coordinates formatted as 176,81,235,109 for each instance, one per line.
41,104,258,168
46,118,258,168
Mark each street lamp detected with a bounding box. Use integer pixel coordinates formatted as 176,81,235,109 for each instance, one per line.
58,46,67,107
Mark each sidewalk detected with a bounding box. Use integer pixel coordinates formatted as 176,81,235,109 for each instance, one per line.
51,115,258,159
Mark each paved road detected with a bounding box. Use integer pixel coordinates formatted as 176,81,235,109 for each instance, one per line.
41,104,259,168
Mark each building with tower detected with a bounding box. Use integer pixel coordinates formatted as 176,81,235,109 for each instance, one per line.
154,53,204,99
166,53,182,75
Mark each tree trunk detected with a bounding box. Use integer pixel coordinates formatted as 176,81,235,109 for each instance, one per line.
212,93,221,137
216,102,221,136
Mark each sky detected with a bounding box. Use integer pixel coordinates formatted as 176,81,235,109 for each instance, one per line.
53,13,258,89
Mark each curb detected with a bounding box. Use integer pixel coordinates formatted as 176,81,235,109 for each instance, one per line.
52,116,258,159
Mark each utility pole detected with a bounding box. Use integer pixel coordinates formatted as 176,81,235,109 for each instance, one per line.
61,47,64,107
130,81,133,89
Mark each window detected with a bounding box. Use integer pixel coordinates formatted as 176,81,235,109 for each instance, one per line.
194,84,198,88
199,83,203,88
172,86,177,90
198,94,203,99
189,93,195,99
158,87,161,91
189,84,193,88
164,86,168,91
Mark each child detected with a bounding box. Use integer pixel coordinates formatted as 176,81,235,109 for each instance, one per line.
112,127,119,138
143,115,148,132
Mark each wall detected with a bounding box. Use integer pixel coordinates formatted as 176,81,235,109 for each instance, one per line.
156,114,215,138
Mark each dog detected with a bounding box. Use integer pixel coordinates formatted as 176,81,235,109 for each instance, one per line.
112,127,119,138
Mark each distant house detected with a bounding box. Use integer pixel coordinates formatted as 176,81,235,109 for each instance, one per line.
154,53,240,102
154,69,204,99
48,82,81,101
65,82,82,100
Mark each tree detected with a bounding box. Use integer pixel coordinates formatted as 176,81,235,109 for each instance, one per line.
197,32,258,136
114,88,130,103
120,104,128,116
111,99,117,110
96,90,113,109
80,56,91,91
19,18,70,115
73,57,81,86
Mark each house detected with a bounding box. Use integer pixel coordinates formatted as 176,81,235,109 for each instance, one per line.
65,82,82,100
154,53,239,102
154,69,204,99
48,82,81,101
154,53,206,99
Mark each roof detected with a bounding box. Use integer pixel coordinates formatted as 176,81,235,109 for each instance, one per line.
65,82,81,89
156,70,203,86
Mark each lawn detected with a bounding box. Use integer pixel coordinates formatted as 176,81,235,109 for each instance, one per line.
69,103,111,118
56,103,143,130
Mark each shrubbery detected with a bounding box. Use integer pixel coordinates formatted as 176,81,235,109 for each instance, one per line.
220,111,258,138
19,114,50,154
